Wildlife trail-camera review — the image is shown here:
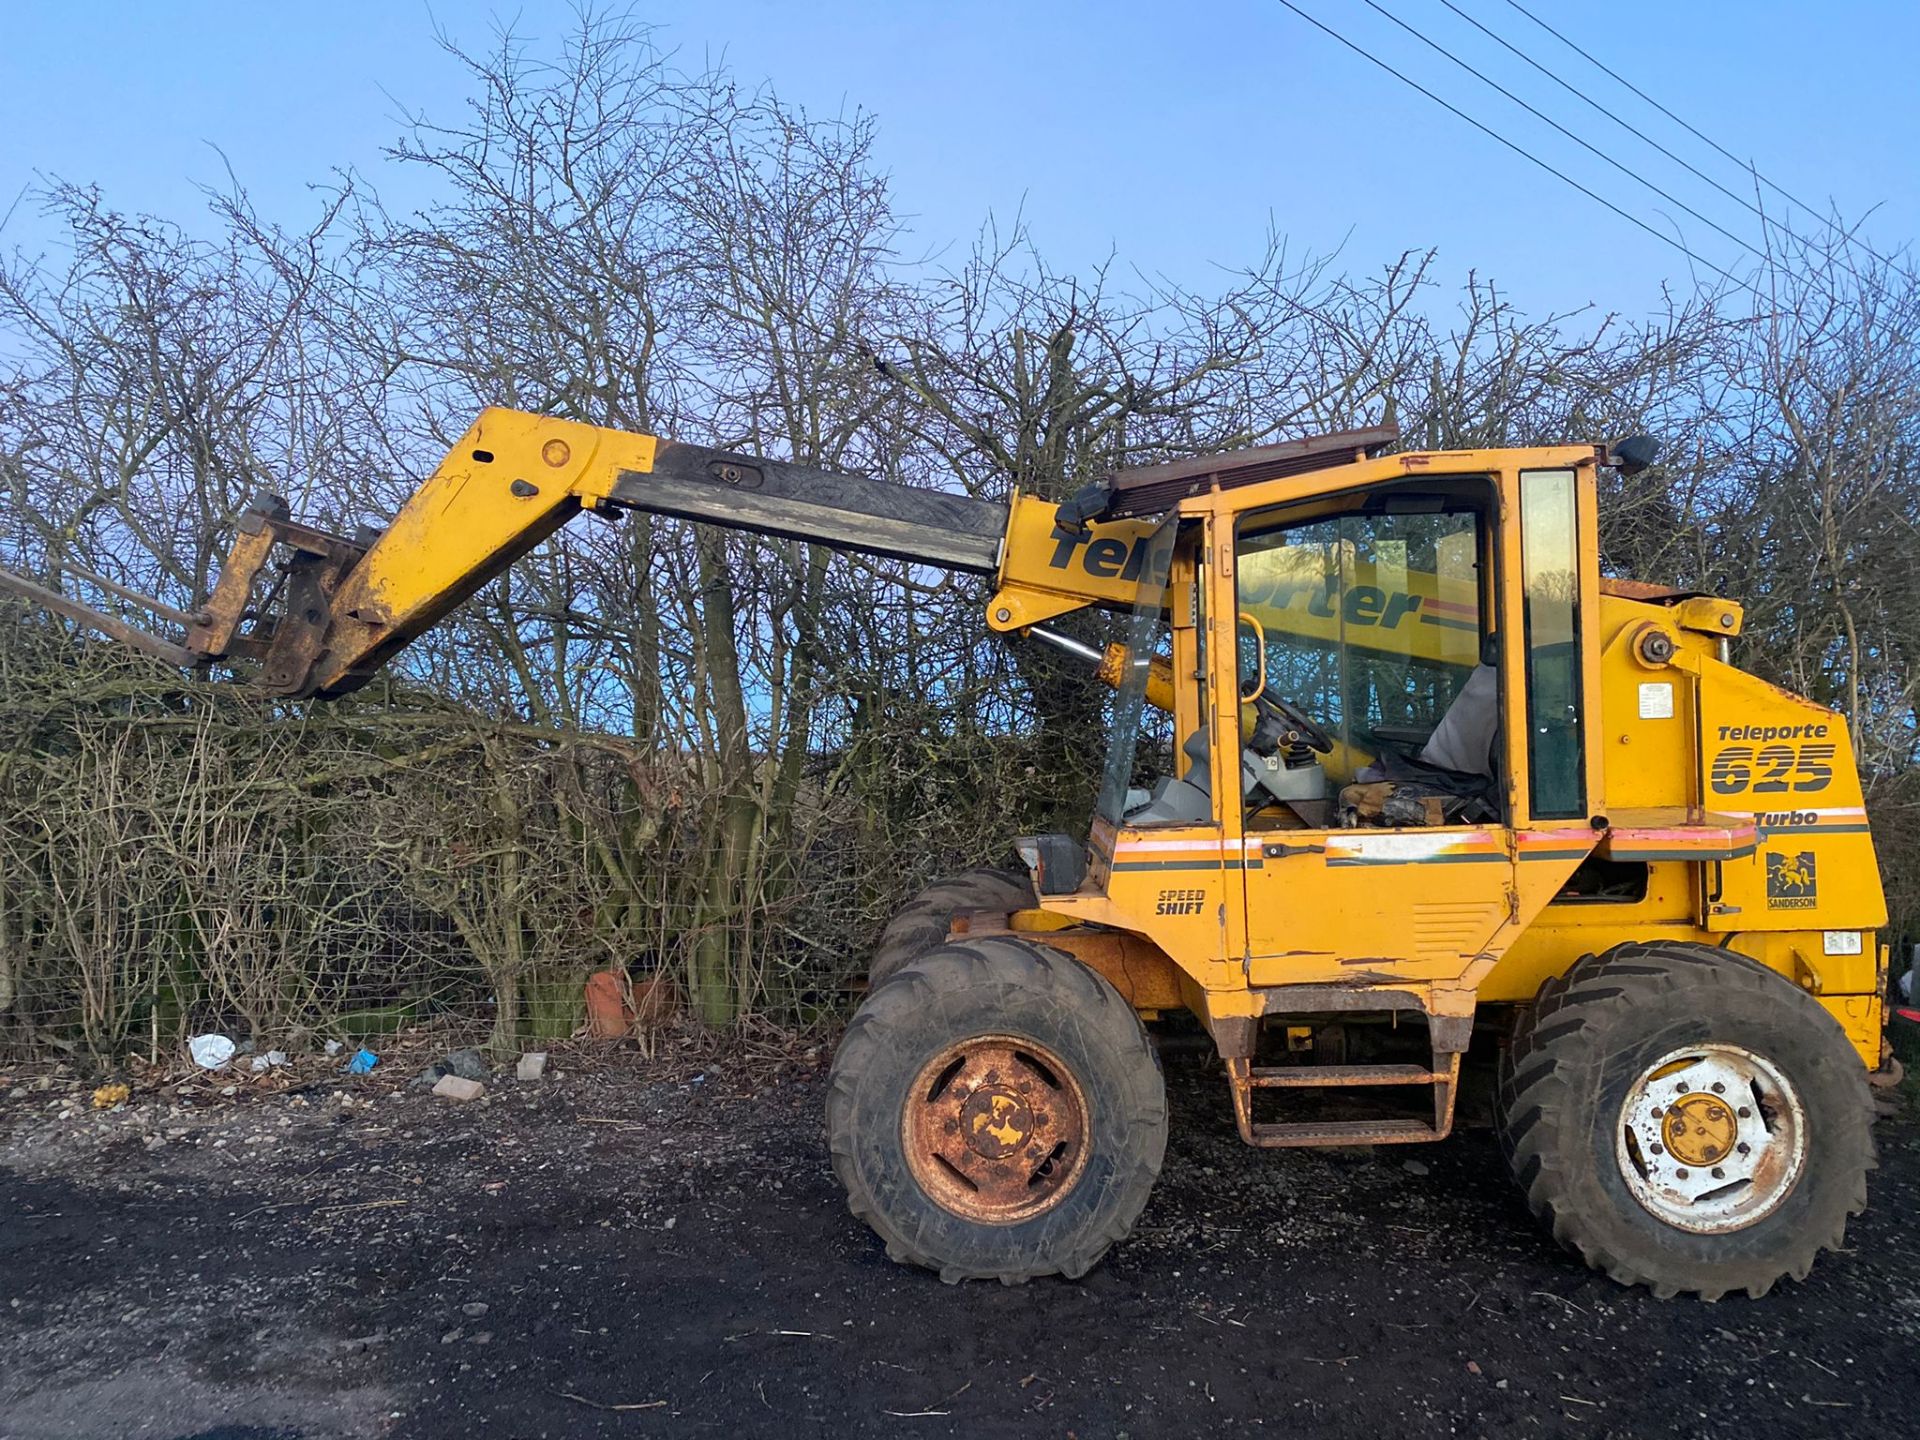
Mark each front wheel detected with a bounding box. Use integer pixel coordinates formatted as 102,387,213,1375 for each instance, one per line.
827,936,1166,1283
867,867,1035,989
1500,942,1873,1300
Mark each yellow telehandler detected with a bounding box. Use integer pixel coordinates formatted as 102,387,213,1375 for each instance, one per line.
4,407,1891,1299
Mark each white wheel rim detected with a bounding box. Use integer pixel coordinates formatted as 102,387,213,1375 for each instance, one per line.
1615,1043,1807,1234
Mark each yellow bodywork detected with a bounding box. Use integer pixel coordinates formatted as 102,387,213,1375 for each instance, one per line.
178,410,1888,1084
988,494,1162,632
205,410,658,696
1019,447,1887,1068
332,412,646,633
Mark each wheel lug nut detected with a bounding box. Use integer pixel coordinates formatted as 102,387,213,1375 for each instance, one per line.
1650,1143,1664,1156
1710,1082,1725,1094
1675,1168,1690,1180
1737,1107,1751,1119
1737,1142,1751,1155
1650,1107,1664,1119
1712,1167,1725,1179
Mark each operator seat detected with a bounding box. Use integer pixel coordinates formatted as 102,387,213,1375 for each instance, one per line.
1339,632,1499,827
1417,631,1500,778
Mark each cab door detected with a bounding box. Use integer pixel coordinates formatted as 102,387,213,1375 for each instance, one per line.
1220,468,1599,990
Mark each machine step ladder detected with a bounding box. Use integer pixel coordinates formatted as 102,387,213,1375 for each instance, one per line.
1223,1050,1463,1147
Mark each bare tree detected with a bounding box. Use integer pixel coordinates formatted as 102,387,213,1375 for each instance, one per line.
5,6,1919,1060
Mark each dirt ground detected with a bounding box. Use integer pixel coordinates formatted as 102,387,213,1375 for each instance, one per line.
2,1038,1917,1440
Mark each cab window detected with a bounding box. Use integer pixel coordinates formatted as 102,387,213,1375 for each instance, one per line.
1519,468,1585,818
1234,484,1498,829
1095,516,1185,826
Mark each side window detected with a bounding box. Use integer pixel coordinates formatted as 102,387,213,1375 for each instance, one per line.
1235,504,1486,780
1519,469,1585,819
1094,516,1185,826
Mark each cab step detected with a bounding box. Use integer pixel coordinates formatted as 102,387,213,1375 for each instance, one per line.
1235,1116,1446,1146
1238,1063,1448,1088
1224,1052,1462,1148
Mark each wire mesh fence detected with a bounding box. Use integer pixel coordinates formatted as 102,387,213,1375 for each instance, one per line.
0,616,1066,1072
5,7,1920,1082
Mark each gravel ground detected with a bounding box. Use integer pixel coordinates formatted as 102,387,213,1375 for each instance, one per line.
2,1040,1916,1440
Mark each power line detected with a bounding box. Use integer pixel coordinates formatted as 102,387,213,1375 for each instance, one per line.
1438,0,1866,272
1270,0,1767,302
1362,0,1768,270
1501,0,1902,271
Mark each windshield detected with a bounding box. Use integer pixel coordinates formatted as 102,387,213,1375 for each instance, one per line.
1235,506,1483,769
1096,516,1182,825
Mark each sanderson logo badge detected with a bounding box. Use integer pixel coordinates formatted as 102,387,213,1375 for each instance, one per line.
1765,850,1817,910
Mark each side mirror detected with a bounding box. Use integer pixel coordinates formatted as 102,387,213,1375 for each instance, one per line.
1605,435,1661,477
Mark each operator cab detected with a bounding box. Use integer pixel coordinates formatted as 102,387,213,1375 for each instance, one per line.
1116,475,1507,833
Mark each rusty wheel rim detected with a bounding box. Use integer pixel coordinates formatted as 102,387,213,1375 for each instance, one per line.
1615,1043,1808,1234
902,1034,1091,1224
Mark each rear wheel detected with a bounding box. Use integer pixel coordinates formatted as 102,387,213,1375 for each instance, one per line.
828,936,1166,1283
1500,942,1873,1299
867,867,1035,989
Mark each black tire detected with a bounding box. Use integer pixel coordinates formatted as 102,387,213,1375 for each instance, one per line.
867,867,1035,989
828,935,1167,1283
1492,969,1570,1155
1499,941,1874,1300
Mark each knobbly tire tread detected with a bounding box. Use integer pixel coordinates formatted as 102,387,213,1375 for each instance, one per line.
1498,941,1874,1300
828,936,1167,1284
866,868,1036,989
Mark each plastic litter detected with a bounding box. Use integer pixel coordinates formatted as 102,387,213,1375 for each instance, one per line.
324,1039,343,1056
189,1034,236,1070
343,1048,379,1075
416,1048,489,1088
91,1083,130,1109
516,1052,547,1082
443,1048,488,1081
248,1050,290,1074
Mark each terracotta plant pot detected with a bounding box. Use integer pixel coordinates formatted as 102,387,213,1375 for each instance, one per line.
630,973,681,1028
582,970,633,1039
582,970,682,1038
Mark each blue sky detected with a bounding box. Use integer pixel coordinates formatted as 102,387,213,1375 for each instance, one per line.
3,1,1916,317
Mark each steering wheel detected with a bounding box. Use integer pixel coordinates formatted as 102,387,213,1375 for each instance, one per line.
1253,690,1335,755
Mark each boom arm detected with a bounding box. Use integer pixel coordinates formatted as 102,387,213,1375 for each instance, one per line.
0,408,1462,706
0,407,1157,699
190,408,1026,697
